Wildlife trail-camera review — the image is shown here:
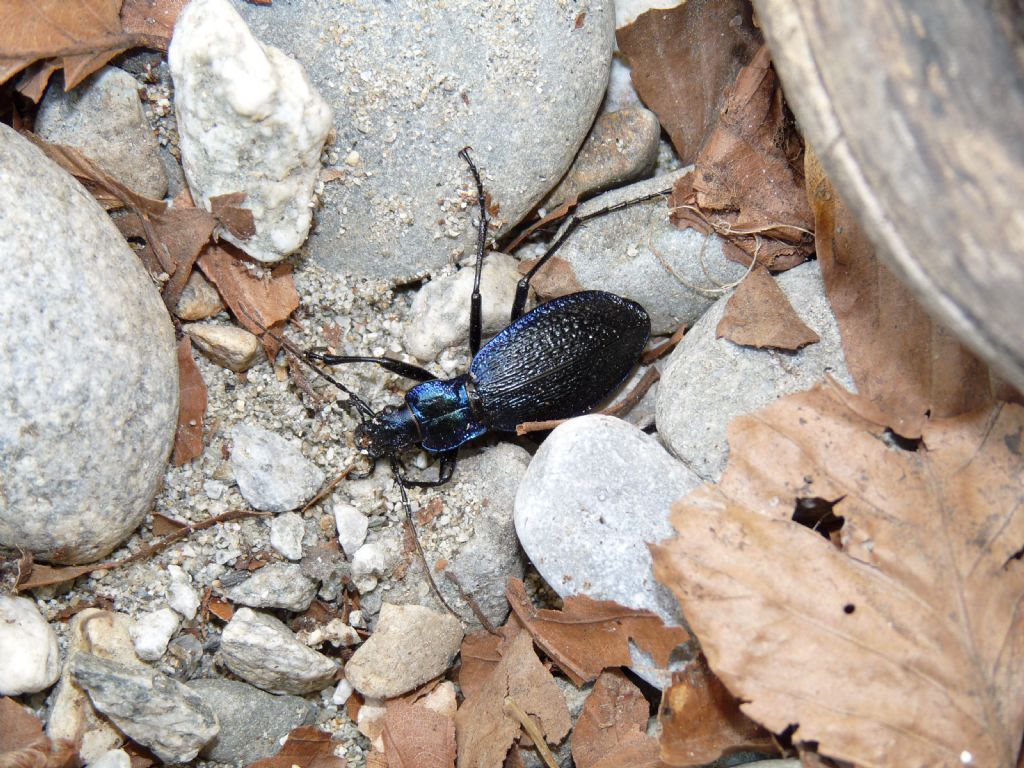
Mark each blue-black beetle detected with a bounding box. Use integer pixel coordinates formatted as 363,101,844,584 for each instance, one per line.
297,149,668,489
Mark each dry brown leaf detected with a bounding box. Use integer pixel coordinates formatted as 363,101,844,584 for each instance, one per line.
172,336,207,466
616,0,761,164
15,561,95,592
657,655,774,767
805,148,994,437
150,512,187,537
716,265,819,350
651,381,1024,768
247,726,345,768
455,630,571,768
0,697,79,768
458,620,523,701
197,244,299,334
506,578,690,687
119,0,188,48
209,191,256,240
516,255,582,303
382,696,457,768
570,670,659,768
669,45,813,271
0,0,151,97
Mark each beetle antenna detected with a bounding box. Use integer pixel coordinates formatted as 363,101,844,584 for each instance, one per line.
237,304,377,421
390,456,462,620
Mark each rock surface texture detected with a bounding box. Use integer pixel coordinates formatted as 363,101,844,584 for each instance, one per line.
656,261,855,480
0,124,178,564
234,0,615,279
169,0,332,262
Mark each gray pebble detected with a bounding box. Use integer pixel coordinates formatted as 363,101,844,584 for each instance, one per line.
222,562,318,612
333,502,369,557
0,595,61,695
188,678,317,766
169,0,332,263
351,541,388,594
555,169,748,334
229,423,326,513
184,323,262,373
656,261,855,481
35,67,168,199
167,565,201,620
544,108,661,210
270,512,305,560
129,607,181,661
234,0,615,280
159,634,205,681
344,603,463,699
514,415,701,687
300,544,352,602
220,607,339,694
0,123,178,565
70,653,219,764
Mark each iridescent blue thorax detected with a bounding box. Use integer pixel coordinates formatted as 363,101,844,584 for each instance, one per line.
406,374,488,452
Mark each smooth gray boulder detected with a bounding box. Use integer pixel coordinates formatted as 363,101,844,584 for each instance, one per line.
656,261,855,481
234,0,615,279
0,124,178,564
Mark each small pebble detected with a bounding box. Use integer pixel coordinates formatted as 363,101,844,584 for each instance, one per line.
220,607,339,694
167,565,201,620
333,502,369,556
270,512,305,560
230,423,326,513
332,678,353,707
129,607,181,661
300,544,351,602
184,322,262,372
0,595,61,695
86,749,131,768
222,562,318,612
344,603,464,699
351,542,388,593
175,270,226,321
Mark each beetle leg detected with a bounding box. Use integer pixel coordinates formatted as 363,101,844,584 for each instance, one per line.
394,450,458,488
460,147,488,357
307,352,436,383
510,186,675,321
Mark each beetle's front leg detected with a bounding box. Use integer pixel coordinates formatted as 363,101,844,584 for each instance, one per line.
393,450,458,488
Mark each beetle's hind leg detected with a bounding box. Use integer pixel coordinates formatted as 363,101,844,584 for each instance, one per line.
307,351,436,383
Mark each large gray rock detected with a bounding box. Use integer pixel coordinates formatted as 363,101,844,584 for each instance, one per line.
169,0,333,263
189,678,317,766
555,170,749,335
35,67,168,199
234,0,615,279
656,261,855,481
0,124,178,564
514,415,701,687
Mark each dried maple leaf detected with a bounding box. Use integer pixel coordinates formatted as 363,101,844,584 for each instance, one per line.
172,336,207,466
247,726,345,768
805,148,994,437
197,244,299,335
0,0,153,97
617,0,761,164
651,381,1024,768
669,45,813,271
571,670,659,768
455,630,571,768
506,578,690,687
716,265,819,350
657,655,774,766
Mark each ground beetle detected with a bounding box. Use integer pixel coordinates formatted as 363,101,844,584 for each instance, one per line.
298,149,668,489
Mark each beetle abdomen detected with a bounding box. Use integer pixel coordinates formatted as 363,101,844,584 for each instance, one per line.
470,291,649,431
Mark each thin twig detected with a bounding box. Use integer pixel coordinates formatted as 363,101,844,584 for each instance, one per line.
641,323,688,364
503,697,559,768
444,571,497,634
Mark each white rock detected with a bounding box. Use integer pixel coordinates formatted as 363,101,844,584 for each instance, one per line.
167,565,201,620
331,678,353,707
403,252,527,361
129,607,181,661
184,322,262,372
222,562,318,612
220,608,339,694
270,512,305,560
333,502,368,557
230,423,325,512
85,749,131,768
169,0,332,262
0,595,61,695
351,542,388,593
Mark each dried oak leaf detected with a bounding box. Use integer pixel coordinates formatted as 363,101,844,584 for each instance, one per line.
0,0,146,97
657,655,774,767
119,0,188,49
616,0,761,164
172,336,207,466
506,578,690,687
570,670,659,768
247,726,345,768
197,244,299,335
651,381,1024,768
805,148,994,437
670,45,813,271
458,619,523,701
382,691,457,768
716,265,819,350
209,191,256,241
0,697,79,768
516,256,582,303
454,630,571,768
